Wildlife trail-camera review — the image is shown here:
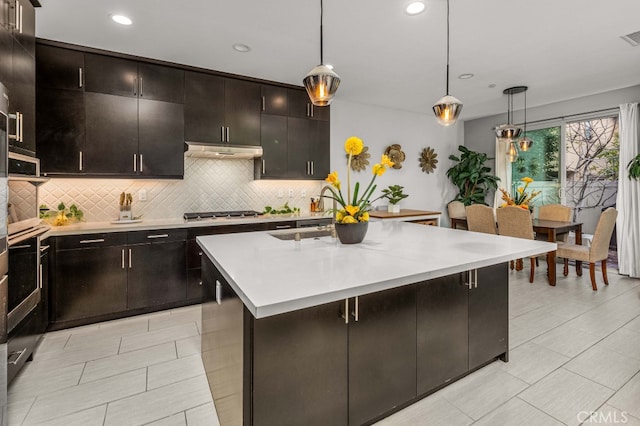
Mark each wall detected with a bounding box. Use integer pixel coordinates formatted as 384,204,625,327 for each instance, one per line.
39,159,322,222
329,99,463,217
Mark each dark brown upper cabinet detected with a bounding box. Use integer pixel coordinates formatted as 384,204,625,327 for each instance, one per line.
261,85,287,116
8,0,35,56
84,54,184,104
184,71,260,146
36,44,85,91
287,88,330,121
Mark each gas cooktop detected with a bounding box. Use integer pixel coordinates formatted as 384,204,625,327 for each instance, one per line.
183,210,262,222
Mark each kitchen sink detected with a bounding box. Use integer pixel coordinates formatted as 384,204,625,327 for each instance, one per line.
269,229,333,240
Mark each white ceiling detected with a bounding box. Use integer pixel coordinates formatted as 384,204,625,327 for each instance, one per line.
36,0,640,121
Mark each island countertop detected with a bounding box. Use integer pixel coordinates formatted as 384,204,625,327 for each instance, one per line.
197,221,556,318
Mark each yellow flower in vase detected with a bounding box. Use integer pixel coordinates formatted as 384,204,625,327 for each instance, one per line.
499,177,541,210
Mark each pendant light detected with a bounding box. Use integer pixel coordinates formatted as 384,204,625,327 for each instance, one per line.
303,0,340,107
506,140,519,163
518,87,533,151
432,0,462,126
495,86,526,140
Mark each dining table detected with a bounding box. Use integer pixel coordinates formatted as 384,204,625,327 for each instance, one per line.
450,216,583,286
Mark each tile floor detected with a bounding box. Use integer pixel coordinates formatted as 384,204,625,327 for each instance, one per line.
7,266,640,426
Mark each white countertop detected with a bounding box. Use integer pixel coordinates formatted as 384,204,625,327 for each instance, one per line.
44,213,331,237
197,221,557,319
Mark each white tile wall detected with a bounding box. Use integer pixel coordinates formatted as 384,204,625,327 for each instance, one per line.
38,158,324,222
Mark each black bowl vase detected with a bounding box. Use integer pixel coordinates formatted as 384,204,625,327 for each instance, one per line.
335,221,368,244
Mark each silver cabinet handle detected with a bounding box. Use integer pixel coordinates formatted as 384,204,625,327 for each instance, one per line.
133,77,137,96
79,151,83,171
8,348,27,365
139,77,143,97
9,244,31,249
261,96,265,111
147,234,169,239
39,263,43,289
311,161,314,175
128,248,132,268
465,269,478,289
474,269,478,288
79,239,105,244
306,103,310,117
121,249,125,269
13,1,19,32
19,112,23,142
79,68,83,88
19,2,23,33
133,154,137,172
262,160,266,174
40,245,50,252
221,126,225,142
351,296,359,321
341,299,349,324
215,280,222,305
139,154,143,173
226,127,230,142
310,104,314,117
8,113,17,140
275,225,292,229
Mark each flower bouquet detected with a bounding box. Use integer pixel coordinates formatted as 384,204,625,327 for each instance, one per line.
323,136,394,243
499,177,541,210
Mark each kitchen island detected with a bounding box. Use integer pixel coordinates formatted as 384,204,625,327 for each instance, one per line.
198,222,556,426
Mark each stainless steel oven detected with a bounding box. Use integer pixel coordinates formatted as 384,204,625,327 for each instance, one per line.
7,234,41,333
1,81,10,426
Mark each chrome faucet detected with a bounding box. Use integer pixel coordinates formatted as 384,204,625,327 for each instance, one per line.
318,185,337,224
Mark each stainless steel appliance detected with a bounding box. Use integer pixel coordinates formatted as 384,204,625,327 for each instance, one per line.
183,210,262,222
1,82,11,426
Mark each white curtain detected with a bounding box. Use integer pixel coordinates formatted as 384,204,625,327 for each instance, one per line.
617,103,640,278
493,138,511,207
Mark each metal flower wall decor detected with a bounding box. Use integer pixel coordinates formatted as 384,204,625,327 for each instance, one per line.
384,144,406,169
419,147,438,174
347,145,371,172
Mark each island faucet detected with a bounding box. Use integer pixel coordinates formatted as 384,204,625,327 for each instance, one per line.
318,185,337,224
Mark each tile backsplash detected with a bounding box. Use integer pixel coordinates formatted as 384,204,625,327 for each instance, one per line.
38,158,324,222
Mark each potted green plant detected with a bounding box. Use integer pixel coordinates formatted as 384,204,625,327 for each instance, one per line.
628,154,640,180
382,185,409,213
446,145,500,206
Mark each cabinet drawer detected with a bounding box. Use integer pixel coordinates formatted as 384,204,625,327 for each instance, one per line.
128,229,187,245
56,232,127,250
186,223,268,239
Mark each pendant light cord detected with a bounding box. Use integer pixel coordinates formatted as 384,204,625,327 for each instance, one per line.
320,0,324,64
523,90,527,133
445,0,450,96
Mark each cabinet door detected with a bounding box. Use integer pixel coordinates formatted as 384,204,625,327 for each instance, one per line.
261,85,287,116
36,44,85,91
348,286,417,426
252,301,348,426
54,246,127,322
0,26,11,85
13,0,34,56
36,88,85,174
260,115,288,178
468,263,509,369
137,62,184,104
416,273,468,395
287,88,311,119
224,78,261,145
184,71,225,144
310,103,330,121
138,99,184,178
84,93,138,175
9,41,35,155
127,241,187,309
308,120,330,179
287,117,311,179
85,54,138,97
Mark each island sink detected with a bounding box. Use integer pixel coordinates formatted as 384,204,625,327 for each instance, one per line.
268,228,332,240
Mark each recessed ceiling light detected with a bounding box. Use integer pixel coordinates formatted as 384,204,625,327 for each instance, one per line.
110,14,132,25
488,83,497,88
458,73,474,80
405,1,426,15
232,43,251,53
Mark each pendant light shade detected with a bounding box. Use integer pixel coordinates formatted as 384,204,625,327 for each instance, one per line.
495,86,526,140
517,87,533,151
507,140,519,163
303,0,340,106
433,0,462,126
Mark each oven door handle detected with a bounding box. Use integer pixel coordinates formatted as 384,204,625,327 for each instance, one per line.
9,244,31,250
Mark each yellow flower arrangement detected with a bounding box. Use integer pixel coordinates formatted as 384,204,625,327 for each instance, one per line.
499,177,541,210
324,136,394,223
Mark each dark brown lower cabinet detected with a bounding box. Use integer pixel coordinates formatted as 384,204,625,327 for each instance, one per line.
417,273,469,395
348,286,417,426
127,240,187,309
202,258,509,426
54,244,127,322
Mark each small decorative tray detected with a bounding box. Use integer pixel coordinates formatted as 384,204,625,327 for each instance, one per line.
111,219,143,224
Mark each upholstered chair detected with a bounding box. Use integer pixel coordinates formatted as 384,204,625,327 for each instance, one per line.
496,206,536,283
465,204,497,235
556,208,617,291
447,200,467,229
537,204,572,242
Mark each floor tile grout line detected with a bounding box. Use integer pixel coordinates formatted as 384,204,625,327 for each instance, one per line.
516,396,569,425
77,361,88,386
102,402,108,426
24,400,115,426
18,396,38,426
597,369,640,414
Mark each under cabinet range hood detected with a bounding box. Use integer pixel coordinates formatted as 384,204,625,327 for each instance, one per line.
184,142,263,159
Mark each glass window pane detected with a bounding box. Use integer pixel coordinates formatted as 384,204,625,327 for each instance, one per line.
511,126,561,206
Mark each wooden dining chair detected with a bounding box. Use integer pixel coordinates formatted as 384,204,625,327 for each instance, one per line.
465,204,497,235
537,204,572,242
556,207,617,291
447,201,467,229
496,206,536,283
